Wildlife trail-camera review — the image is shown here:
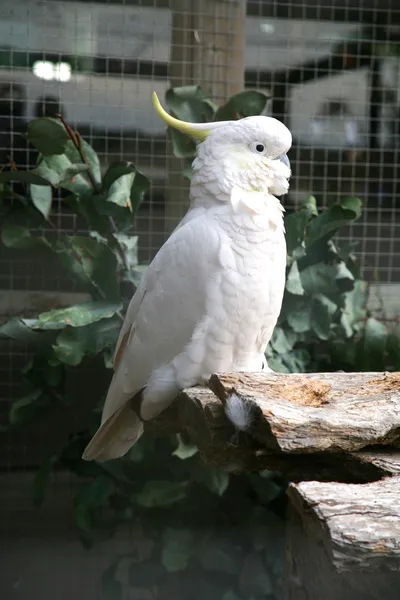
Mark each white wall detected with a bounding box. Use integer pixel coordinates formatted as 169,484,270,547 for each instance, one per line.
0,0,366,142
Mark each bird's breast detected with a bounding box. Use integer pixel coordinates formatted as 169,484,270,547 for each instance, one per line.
202,213,287,373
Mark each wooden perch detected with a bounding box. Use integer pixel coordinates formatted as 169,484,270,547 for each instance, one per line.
285,478,400,599
147,370,400,597
147,371,400,482
209,371,400,453
288,477,400,572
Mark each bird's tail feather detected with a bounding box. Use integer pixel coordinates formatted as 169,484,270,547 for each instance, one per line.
82,403,143,462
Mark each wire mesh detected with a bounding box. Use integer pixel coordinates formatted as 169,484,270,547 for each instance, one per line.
1,0,400,598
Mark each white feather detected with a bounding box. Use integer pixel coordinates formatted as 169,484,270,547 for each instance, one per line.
83,112,292,461
224,393,254,431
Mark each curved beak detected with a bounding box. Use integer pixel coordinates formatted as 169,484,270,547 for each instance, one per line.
152,91,229,142
278,153,290,170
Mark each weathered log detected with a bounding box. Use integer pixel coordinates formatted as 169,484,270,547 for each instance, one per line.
145,371,400,482
284,477,400,599
147,371,400,597
209,371,400,453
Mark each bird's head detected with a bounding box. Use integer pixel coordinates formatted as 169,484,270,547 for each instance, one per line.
153,92,292,211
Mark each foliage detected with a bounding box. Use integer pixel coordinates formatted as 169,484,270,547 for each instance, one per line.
164,85,269,179
0,85,399,600
267,195,395,374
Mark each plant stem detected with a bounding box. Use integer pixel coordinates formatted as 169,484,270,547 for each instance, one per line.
55,114,100,194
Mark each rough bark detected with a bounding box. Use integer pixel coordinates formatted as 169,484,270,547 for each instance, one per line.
209,371,400,453
145,371,400,482
284,492,400,600
288,477,400,572
146,371,400,596
284,478,400,599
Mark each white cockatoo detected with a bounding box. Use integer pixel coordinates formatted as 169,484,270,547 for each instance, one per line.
82,92,292,461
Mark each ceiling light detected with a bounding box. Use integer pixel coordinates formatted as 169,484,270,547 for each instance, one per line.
260,23,275,35
32,61,71,82
33,61,54,81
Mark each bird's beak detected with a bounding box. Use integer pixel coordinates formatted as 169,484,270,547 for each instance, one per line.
278,153,290,170
152,91,225,142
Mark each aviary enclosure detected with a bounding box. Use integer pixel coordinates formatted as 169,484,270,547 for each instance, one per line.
0,1,399,599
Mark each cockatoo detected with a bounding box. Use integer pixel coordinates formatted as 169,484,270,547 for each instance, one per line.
82,92,292,462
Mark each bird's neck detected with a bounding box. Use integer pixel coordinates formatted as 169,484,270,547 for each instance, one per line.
189,179,285,235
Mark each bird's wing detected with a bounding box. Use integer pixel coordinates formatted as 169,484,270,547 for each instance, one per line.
103,210,223,423
82,211,222,461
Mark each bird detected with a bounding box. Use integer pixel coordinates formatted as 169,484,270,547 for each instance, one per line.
82,91,292,461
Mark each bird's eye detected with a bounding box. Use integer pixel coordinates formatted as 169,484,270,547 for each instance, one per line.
249,142,267,155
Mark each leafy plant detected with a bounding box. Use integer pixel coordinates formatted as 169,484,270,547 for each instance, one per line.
0,85,399,600
269,194,399,374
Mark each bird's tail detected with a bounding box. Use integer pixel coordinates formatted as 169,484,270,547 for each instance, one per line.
82,403,143,462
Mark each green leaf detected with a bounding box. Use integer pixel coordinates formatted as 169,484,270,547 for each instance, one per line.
65,236,120,299
301,195,318,216
335,261,356,292
286,298,311,333
314,293,338,316
198,468,230,496
266,356,290,373
19,356,62,392
285,260,304,295
91,194,134,232
172,434,198,459
53,328,87,366
21,318,65,331
0,170,51,185
32,455,57,506
107,172,135,209
123,264,147,288
30,183,52,219
310,298,331,340
1,223,51,250
341,280,368,337
128,562,165,587
0,318,49,343
33,148,94,197
9,389,47,425
103,163,149,213
129,170,149,213
165,86,215,158
169,129,197,159
182,163,193,181
305,197,362,247
285,197,318,254
387,332,400,371
74,475,113,537
113,233,138,270
101,561,123,600
102,161,136,192
135,480,188,508
27,118,70,155
57,163,89,186
53,316,121,365
161,528,196,572
357,317,388,371
38,301,122,328
165,85,214,123
215,91,269,121
300,260,354,297
76,139,101,186
300,263,337,296
281,348,310,373
270,327,297,354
